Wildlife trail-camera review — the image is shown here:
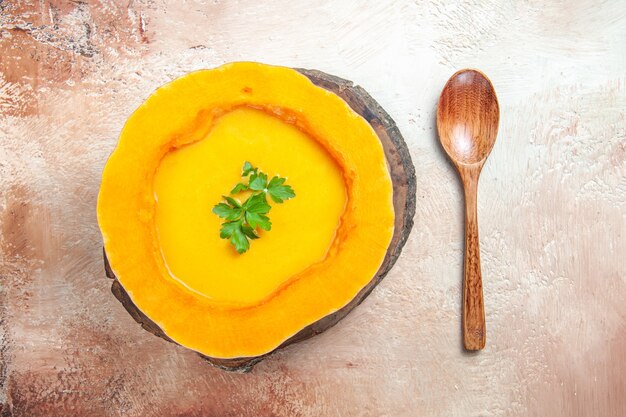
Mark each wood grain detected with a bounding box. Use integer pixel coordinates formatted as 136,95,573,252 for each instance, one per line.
436,69,499,166
437,69,499,350
459,165,486,350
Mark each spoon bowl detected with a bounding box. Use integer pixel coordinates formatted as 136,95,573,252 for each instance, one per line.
437,69,499,166
436,69,500,351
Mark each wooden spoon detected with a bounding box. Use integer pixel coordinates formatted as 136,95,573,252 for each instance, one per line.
436,69,500,350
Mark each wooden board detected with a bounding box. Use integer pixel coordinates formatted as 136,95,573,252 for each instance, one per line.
104,68,417,371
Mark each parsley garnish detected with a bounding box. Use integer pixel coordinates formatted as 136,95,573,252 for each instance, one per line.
212,162,295,254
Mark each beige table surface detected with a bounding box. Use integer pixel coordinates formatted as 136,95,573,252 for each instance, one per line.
1,1,624,416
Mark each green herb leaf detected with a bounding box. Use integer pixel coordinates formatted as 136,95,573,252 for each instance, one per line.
245,212,271,231
219,220,241,239
229,208,243,221
241,224,259,239
213,162,294,254
267,176,296,203
212,203,235,219
230,226,250,254
213,197,243,220
222,195,241,208
230,183,249,194
242,161,255,177
249,172,268,191
243,192,271,214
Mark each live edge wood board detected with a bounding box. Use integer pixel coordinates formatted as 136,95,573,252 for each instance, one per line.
102,68,416,372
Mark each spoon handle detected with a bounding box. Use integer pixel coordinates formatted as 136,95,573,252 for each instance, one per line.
460,166,486,350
